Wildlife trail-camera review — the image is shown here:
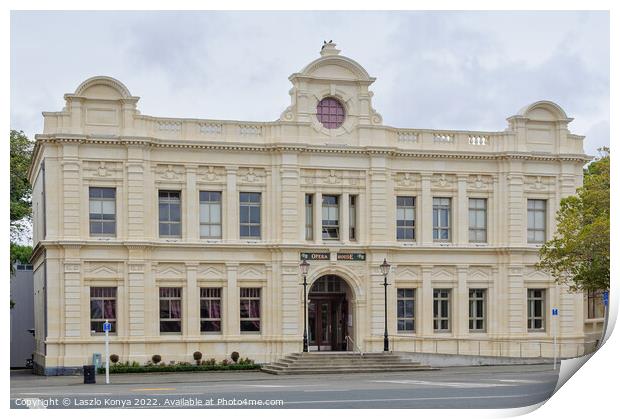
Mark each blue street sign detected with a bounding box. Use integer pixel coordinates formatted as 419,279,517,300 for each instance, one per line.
103,322,111,332
552,308,559,316
603,291,609,307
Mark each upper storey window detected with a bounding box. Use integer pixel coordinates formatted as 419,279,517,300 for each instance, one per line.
316,97,345,129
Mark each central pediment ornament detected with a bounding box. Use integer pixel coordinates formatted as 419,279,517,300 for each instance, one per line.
325,170,341,184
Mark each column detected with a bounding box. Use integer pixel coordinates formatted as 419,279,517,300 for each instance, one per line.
455,265,469,337
456,175,468,245
314,192,322,244
186,263,199,336
127,145,146,240
186,166,199,241
341,192,350,244
63,250,82,338
127,250,146,338
420,173,433,245
420,265,434,337
226,263,240,337
225,167,238,242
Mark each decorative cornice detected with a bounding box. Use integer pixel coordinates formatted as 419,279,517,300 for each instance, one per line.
32,134,591,163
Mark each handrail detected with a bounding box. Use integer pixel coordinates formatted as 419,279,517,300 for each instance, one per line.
387,335,598,358
345,335,363,356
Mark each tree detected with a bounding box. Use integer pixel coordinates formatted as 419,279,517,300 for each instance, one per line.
10,130,33,239
536,148,610,292
10,130,34,309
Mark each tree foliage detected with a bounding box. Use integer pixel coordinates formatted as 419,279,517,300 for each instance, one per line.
10,130,33,233
536,148,610,292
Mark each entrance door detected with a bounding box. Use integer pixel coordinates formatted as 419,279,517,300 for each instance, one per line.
308,297,347,351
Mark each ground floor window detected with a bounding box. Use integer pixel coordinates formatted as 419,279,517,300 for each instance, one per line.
397,288,415,332
90,287,116,333
469,289,486,331
527,289,545,331
240,288,261,332
587,290,606,319
433,289,451,332
200,288,222,332
160,287,182,333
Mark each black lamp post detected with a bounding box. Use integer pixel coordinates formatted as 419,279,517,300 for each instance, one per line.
300,259,310,352
380,258,391,352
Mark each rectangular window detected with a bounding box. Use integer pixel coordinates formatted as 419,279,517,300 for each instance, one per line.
159,191,181,237
89,187,116,236
397,288,415,332
527,199,546,243
305,194,313,240
433,197,451,241
396,196,416,241
469,289,486,331
159,287,182,333
527,289,546,331
433,289,451,332
322,195,340,240
349,195,357,241
240,288,261,332
468,198,487,243
239,192,261,239
90,287,117,333
199,191,222,238
200,288,222,332
587,291,606,319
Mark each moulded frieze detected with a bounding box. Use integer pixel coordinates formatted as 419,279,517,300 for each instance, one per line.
197,165,224,183
155,164,186,182
431,173,456,189
83,160,123,179
524,175,553,191
467,174,492,191
238,167,266,184
394,172,421,188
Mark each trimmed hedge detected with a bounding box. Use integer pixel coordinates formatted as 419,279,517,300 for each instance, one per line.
97,362,260,374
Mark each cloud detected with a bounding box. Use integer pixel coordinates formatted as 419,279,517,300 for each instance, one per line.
10,10,609,157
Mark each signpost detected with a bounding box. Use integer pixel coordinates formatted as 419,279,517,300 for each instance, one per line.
103,320,111,384
599,291,610,349
551,308,559,370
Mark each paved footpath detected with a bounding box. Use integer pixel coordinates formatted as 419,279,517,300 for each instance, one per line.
11,364,559,409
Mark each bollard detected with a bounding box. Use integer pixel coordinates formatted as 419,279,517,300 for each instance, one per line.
83,365,96,384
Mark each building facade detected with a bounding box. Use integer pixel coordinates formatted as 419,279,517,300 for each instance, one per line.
29,43,593,375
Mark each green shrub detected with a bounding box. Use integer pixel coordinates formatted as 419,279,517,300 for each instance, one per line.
97,361,261,374
221,359,229,366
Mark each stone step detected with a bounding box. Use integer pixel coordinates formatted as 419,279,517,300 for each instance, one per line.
261,365,436,375
262,352,435,375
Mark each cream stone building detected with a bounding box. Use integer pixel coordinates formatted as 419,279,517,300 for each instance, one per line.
29,42,597,375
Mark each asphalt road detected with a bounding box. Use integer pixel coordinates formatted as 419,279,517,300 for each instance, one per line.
11,364,559,409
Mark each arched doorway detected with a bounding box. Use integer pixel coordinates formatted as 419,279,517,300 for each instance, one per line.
308,275,353,351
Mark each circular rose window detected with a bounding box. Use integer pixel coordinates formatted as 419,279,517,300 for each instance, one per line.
316,97,345,129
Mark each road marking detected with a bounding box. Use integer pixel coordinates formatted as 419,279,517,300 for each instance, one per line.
498,379,542,383
243,384,290,388
371,380,511,388
132,387,176,391
284,391,553,405
303,389,352,392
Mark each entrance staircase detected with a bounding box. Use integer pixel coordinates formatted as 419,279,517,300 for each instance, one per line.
261,352,436,375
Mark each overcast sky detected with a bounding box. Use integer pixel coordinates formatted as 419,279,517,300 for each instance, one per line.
10,11,609,155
